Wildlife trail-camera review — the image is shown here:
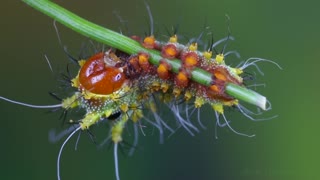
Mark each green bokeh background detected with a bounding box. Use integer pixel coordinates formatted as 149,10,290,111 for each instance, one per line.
0,0,318,179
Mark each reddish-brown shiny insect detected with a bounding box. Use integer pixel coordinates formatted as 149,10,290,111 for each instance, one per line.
79,52,127,95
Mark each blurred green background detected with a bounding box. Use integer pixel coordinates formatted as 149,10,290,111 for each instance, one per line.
0,0,318,179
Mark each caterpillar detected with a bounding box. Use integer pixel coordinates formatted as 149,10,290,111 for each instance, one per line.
1,1,282,180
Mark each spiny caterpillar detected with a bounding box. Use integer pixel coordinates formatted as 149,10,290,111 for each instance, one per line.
1,1,282,180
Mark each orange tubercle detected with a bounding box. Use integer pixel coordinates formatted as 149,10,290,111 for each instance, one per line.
209,85,220,93
175,71,189,87
182,52,199,68
161,44,178,59
212,67,240,84
157,60,171,80
138,52,151,72
142,35,156,49
213,69,227,81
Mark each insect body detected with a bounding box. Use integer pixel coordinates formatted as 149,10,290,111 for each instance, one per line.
78,52,127,95
0,32,282,180
0,5,281,180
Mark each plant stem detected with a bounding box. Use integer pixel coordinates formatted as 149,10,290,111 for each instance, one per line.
226,83,266,110
22,0,267,110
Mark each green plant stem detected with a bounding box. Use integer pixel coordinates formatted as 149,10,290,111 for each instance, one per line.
226,83,266,110
22,0,267,110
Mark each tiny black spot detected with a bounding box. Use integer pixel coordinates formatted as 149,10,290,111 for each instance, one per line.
107,111,121,120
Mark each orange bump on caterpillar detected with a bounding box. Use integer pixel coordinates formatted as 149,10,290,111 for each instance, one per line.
138,52,151,72
157,60,172,80
181,51,199,69
161,43,179,59
175,69,190,88
142,35,157,49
